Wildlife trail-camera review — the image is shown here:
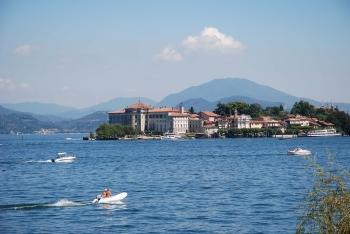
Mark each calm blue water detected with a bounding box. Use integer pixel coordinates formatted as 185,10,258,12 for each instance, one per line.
0,134,349,233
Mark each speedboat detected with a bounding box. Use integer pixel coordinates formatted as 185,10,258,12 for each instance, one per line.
92,192,128,204
51,152,76,163
287,148,312,156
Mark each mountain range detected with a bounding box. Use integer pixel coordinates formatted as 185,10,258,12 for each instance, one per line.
2,97,156,119
0,105,108,134
1,78,349,133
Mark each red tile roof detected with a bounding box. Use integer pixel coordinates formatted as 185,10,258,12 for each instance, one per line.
150,107,180,113
108,109,125,114
201,111,219,117
127,102,152,109
169,113,188,117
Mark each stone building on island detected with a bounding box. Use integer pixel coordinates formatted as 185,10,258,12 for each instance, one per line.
108,102,194,134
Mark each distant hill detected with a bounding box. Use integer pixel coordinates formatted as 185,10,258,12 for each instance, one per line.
0,105,55,134
177,96,284,112
159,78,350,112
159,78,299,108
57,111,108,133
2,97,157,120
60,97,157,119
2,78,350,120
1,102,76,116
175,98,215,111
0,105,108,134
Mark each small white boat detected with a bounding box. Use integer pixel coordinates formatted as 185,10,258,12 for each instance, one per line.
287,148,312,156
161,133,182,140
51,152,76,163
92,192,128,204
275,134,297,140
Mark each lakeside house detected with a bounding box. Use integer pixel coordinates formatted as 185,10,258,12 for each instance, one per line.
108,102,337,136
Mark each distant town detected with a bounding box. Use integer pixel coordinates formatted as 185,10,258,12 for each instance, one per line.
91,100,350,140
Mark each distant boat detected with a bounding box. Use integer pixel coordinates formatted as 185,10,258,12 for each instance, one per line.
161,133,182,140
288,148,312,156
307,128,341,137
275,134,297,140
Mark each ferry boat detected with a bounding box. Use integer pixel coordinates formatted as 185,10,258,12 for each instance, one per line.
307,128,341,137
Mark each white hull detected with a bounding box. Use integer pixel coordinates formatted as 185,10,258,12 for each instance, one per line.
306,133,341,137
306,128,341,137
288,148,311,156
275,134,297,140
52,156,76,163
92,192,127,204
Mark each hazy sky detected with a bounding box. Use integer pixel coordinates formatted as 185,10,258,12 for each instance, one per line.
0,0,349,108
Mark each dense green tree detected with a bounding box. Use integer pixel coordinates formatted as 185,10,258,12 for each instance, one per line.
291,101,316,116
189,106,195,114
95,123,138,139
248,103,262,118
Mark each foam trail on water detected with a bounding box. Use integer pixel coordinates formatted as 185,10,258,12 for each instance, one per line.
66,138,79,141
0,199,88,211
25,159,52,163
47,199,85,207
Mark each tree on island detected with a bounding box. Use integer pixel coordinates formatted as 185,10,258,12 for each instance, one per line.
291,100,316,116
189,106,195,114
214,102,286,118
95,123,138,139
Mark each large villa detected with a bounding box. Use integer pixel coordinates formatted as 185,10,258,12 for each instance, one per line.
108,102,190,134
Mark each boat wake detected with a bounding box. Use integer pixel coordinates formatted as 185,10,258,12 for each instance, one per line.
25,159,52,163
47,199,86,207
65,137,80,141
0,199,89,211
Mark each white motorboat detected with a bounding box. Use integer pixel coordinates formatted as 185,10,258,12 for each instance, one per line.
51,152,76,163
287,148,312,156
92,192,128,204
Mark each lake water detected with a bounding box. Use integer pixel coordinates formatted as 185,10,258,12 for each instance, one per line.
0,134,349,233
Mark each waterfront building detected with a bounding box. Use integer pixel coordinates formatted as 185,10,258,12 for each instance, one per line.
285,115,310,127
255,116,282,128
189,114,204,133
148,107,189,134
199,111,220,123
234,114,252,129
109,103,189,134
203,124,219,137
249,120,264,129
108,102,151,132
216,117,232,129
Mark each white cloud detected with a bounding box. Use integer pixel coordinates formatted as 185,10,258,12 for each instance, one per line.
182,27,244,53
156,47,183,62
0,78,12,89
0,78,29,91
14,44,38,56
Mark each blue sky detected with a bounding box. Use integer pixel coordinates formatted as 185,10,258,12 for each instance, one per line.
0,0,349,107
